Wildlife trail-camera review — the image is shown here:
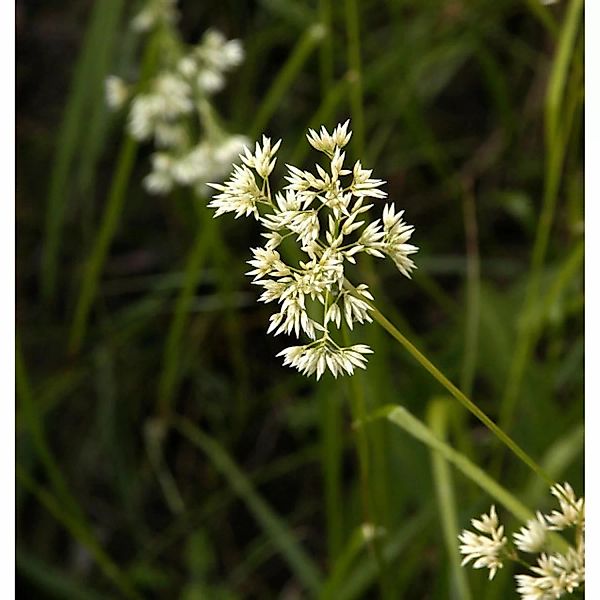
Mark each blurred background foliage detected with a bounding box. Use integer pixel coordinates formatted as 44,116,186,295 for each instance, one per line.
17,0,583,598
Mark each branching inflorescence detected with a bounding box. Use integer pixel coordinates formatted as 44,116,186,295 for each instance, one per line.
459,483,585,599
106,0,248,195
209,121,418,379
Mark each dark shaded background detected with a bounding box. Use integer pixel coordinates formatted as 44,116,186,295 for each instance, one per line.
17,1,583,598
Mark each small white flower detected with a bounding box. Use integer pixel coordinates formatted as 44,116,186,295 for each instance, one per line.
277,342,372,380
351,160,387,199
306,120,352,155
458,505,507,580
246,247,290,281
513,512,548,554
208,164,264,219
241,136,282,179
515,573,553,600
517,549,585,599
199,30,244,72
127,73,192,144
197,69,225,94
546,482,584,531
330,148,349,182
178,56,197,78
105,76,129,110
460,483,585,600
342,292,373,330
144,153,176,194
132,0,179,32
382,203,419,277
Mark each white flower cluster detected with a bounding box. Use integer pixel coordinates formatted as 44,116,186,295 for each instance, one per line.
131,0,179,33
208,121,418,379
458,505,507,580
459,483,585,599
106,14,248,195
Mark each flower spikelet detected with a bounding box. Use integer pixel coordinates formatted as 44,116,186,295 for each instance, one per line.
513,512,548,554
209,121,419,378
458,505,507,580
546,482,584,531
459,483,584,600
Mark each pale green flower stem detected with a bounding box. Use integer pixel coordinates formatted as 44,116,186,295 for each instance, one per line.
345,281,552,484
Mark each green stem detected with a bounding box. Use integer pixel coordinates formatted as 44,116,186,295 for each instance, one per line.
319,381,344,562
356,294,550,483
524,0,559,36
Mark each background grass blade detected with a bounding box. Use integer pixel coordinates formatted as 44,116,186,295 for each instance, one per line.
17,465,140,599
375,404,534,523
157,205,216,416
41,0,125,303
427,398,472,600
16,338,80,517
68,135,138,353
173,416,323,594
498,0,583,443
16,549,106,600
249,23,326,138
68,31,163,353
337,508,434,600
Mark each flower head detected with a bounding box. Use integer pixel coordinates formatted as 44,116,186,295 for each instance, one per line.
459,483,584,600
209,121,418,378
110,22,247,196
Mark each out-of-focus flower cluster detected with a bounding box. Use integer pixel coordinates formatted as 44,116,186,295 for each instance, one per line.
459,482,584,599
208,121,418,379
106,1,248,195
